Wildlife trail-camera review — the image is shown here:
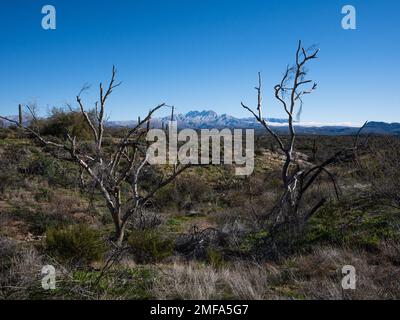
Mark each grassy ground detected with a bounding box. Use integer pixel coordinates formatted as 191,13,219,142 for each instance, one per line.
1,128,400,299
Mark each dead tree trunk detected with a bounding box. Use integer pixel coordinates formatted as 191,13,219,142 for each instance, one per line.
18,104,23,126
1,67,190,245
241,41,367,255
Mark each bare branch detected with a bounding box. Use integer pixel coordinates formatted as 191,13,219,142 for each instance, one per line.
76,95,98,142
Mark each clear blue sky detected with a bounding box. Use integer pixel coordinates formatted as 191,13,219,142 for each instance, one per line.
0,0,399,123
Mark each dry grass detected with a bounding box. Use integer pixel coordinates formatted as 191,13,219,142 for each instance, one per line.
280,246,400,299
0,237,43,299
153,262,221,299
152,260,278,300
152,245,400,300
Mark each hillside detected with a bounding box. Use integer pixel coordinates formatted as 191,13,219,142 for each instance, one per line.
1,125,400,299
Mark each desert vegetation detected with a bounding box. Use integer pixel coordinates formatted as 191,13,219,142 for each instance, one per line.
1,43,399,300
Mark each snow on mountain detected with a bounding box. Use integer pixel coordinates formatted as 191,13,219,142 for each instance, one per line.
159,110,287,129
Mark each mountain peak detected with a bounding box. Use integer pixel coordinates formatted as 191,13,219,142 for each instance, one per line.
157,110,287,129
184,110,218,119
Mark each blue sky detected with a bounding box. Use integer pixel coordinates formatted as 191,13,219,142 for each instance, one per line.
0,0,399,123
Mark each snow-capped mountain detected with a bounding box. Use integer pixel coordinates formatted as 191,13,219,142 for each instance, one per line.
106,110,287,129
159,110,287,129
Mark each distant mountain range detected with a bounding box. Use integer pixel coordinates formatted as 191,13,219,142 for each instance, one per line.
107,110,400,135
2,110,400,135
107,110,288,129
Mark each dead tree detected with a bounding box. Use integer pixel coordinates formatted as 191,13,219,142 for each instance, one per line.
241,41,367,253
1,67,189,245
18,104,23,126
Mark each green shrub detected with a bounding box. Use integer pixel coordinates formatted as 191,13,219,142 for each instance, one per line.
128,229,174,263
34,187,54,202
24,153,78,187
73,266,156,299
206,248,225,268
45,225,106,264
303,201,400,251
241,230,270,253
166,215,193,232
13,207,69,235
40,108,93,140
153,176,213,210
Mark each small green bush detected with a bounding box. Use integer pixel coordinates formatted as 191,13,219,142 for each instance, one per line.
13,207,69,235
206,248,225,268
304,201,400,251
45,225,106,264
241,230,270,253
34,187,54,202
40,108,93,140
24,153,78,187
153,175,214,210
128,229,174,263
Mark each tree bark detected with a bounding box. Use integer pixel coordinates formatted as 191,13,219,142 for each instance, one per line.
115,223,126,246
110,209,126,245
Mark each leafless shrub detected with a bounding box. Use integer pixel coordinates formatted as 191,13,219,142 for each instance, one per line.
128,210,163,231
1,67,189,244
241,41,367,256
175,227,227,260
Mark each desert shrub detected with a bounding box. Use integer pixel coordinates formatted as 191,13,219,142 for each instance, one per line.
0,146,21,194
137,167,164,191
0,237,18,273
34,187,54,202
127,229,174,263
12,189,91,235
71,266,156,299
0,128,8,139
206,248,225,268
12,202,71,235
24,154,79,187
152,183,177,208
40,108,93,140
130,211,163,230
153,175,213,210
0,171,17,195
303,200,400,251
25,211,70,235
241,230,270,253
175,228,228,260
45,224,106,265
166,215,194,232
